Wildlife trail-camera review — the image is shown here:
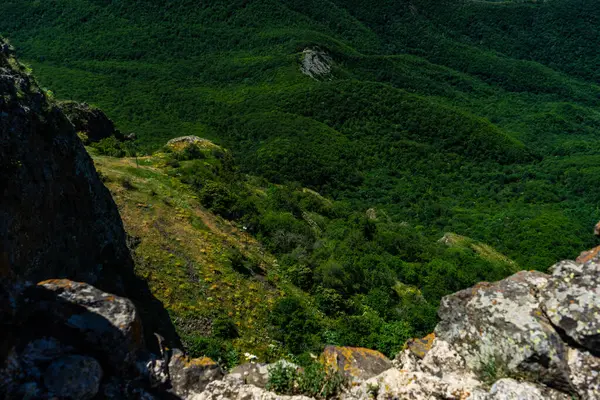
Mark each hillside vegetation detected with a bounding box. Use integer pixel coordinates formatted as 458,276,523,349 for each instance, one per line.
3,0,600,361
91,141,519,363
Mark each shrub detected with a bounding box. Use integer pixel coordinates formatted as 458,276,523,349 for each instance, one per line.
297,363,345,399
266,362,298,395
267,361,346,399
212,316,239,340
182,335,239,370
198,181,238,218
269,297,322,354
118,176,134,190
91,136,126,157
175,144,206,161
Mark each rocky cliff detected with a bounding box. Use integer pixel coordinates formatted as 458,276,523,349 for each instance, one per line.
0,39,133,294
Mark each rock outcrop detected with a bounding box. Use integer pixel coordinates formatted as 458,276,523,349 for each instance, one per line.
166,135,222,152
321,346,392,381
0,38,133,295
343,256,600,400
59,100,120,144
300,48,333,80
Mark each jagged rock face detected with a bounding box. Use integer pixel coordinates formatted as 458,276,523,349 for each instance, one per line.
59,101,118,144
543,261,600,353
433,263,600,399
229,363,270,388
435,271,572,390
0,39,133,294
43,355,103,400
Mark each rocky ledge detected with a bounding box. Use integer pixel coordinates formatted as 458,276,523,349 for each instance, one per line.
2,251,598,399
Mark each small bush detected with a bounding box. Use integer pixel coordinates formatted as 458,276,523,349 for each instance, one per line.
267,361,346,399
119,176,134,190
91,136,126,157
266,362,298,395
76,131,89,145
198,181,238,218
297,363,345,399
177,144,206,161
212,316,239,340
182,335,239,370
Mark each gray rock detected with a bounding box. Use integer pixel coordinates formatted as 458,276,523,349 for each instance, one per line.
189,378,313,400
342,367,483,400
230,363,269,388
435,271,572,391
567,348,600,399
137,355,169,388
36,279,144,368
59,100,118,143
300,48,332,79
167,349,224,397
44,355,103,400
543,260,600,353
479,378,570,400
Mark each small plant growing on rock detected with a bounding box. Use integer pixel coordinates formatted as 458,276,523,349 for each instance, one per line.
366,382,380,398
266,362,298,395
267,361,345,399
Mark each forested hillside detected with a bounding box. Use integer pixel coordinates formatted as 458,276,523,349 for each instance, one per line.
3,0,600,361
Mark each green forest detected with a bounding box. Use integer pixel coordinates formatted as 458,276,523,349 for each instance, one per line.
2,0,600,362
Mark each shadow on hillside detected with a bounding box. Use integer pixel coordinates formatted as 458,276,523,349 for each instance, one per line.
126,272,183,354
1,283,183,399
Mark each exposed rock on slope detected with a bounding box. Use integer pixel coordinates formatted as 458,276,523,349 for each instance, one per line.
59,100,121,144
354,255,600,400
198,251,600,399
300,48,333,79
321,346,392,381
0,39,133,294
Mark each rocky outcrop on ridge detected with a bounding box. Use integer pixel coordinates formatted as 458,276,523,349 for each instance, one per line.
300,48,333,80
59,100,121,144
344,254,600,400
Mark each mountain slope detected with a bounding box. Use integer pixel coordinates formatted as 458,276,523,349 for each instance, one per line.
2,0,600,355
1,0,598,272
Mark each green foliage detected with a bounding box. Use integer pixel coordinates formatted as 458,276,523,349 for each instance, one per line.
91,136,127,157
267,361,346,399
270,297,322,355
212,316,239,340
198,181,239,218
266,362,298,395
182,334,240,370
296,363,345,399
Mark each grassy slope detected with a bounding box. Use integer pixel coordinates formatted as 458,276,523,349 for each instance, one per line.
92,151,298,363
